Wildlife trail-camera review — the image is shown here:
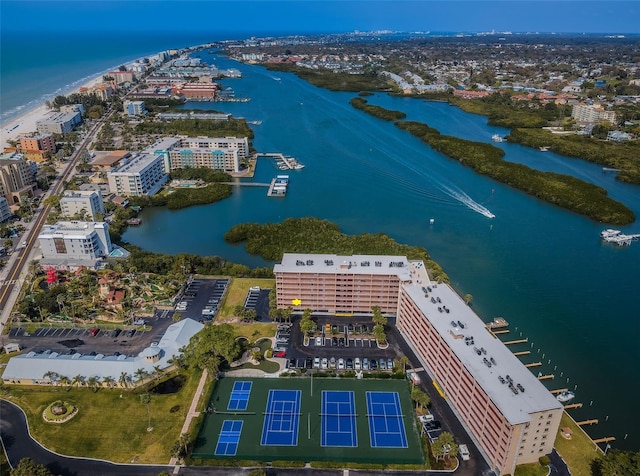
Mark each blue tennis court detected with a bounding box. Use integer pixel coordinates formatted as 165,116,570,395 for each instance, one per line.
227,380,252,411
214,420,243,456
260,389,301,446
321,390,357,447
366,391,408,448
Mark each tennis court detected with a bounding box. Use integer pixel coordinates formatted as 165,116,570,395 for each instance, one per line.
321,390,357,447
366,391,408,448
193,377,423,465
261,389,301,446
227,380,252,411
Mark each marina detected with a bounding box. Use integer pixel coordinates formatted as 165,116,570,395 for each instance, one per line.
257,153,305,170
600,229,640,246
267,175,289,197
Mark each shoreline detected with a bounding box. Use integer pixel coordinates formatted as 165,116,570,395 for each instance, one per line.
0,53,161,150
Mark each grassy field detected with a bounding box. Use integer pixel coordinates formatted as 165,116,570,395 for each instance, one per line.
218,278,275,320
2,369,203,464
193,376,425,466
554,412,602,476
229,322,276,342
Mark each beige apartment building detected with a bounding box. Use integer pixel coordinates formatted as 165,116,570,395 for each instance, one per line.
274,253,563,475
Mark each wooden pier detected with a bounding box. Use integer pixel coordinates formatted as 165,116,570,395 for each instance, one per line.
593,437,616,444
563,403,583,410
486,317,509,329
493,329,509,335
513,350,531,356
525,362,542,368
537,374,554,380
577,419,599,426
503,338,528,345
550,388,568,394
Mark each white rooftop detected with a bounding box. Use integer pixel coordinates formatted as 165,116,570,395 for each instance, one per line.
274,253,412,281
112,152,162,174
403,282,562,425
2,319,203,383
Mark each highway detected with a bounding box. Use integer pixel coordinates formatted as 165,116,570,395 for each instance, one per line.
0,110,112,338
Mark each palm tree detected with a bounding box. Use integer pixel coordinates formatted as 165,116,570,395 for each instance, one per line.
140,393,152,431
43,371,59,385
87,376,99,393
152,365,163,382
102,375,115,389
119,372,131,389
134,368,148,384
72,374,85,388
59,375,71,388
398,355,410,373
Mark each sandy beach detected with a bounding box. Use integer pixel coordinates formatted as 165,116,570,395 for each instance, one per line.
0,75,107,151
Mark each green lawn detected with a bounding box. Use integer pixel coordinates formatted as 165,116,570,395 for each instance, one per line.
2,369,203,463
218,277,275,320
193,377,425,466
229,322,276,343
554,412,602,476
514,462,549,476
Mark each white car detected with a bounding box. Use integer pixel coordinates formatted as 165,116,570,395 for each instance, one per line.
321,357,328,369
313,357,320,368
338,358,345,370
354,357,361,370
315,336,323,346
459,444,470,461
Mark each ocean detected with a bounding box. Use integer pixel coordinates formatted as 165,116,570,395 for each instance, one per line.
2,31,639,451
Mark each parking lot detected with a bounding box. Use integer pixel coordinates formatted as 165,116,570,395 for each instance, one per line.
270,314,408,374
6,309,174,357
175,277,229,322
243,286,271,321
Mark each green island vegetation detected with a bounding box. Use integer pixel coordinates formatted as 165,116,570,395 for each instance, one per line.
137,97,187,113
128,168,233,211
223,217,449,283
134,117,254,139
507,128,640,185
349,97,406,121
450,95,640,185
394,120,635,225
264,63,391,92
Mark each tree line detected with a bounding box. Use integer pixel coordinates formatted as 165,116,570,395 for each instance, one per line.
224,217,449,283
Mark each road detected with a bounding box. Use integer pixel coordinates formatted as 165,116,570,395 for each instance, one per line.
0,111,112,339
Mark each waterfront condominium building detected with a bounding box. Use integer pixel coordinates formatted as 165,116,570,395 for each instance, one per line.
571,103,617,124
169,136,248,173
106,152,168,196
273,253,563,475
38,221,113,268
36,105,83,135
19,133,56,153
60,190,105,220
0,152,37,205
274,253,411,314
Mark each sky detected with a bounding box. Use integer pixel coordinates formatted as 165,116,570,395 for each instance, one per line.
2,0,640,35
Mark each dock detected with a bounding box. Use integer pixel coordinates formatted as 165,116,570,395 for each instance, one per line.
600,229,640,246
486,317,509,329
267,175,289,197
257,153,305,170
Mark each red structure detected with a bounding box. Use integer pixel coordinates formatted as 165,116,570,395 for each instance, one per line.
46,267,58,284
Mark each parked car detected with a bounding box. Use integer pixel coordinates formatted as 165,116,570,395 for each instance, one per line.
110,328,121,338
387,358,394,371
459,444,470,461
379,359,387,370
329,357,336,369
354,357,361,370
338,358,345,370
346,358,353,369
362,357,369,370
370,359,378,370
313,357,320,368
321,358,328,369
274,350,286,358
90,327,100,336
315,336,323,346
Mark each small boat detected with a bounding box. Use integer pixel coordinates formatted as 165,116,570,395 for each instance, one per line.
556,391,575,403
429,218,435,225
491,134,505,143
539,146,550,152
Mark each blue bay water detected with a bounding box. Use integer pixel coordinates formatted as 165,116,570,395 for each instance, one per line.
2,34,639,451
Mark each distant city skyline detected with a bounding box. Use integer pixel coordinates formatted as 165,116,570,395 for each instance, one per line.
2,1,640,35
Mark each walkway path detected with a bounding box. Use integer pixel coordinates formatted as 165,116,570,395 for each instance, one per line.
169,368,209,470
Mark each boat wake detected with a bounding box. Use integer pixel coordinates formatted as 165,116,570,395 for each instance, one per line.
440,185,495,218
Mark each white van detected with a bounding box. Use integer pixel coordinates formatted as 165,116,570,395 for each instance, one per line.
419,414,435,424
